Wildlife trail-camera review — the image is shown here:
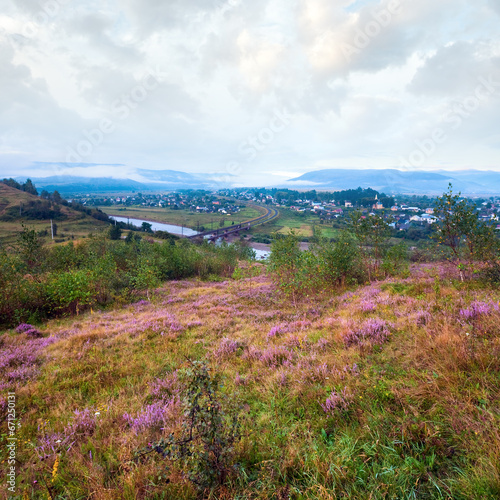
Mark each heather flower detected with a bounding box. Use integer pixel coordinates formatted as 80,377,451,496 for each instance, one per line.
284,334,308,350
15,323,41,337
260,346,293,367
459,301,491,321
313,363,330,381
8,365,40,381
316,338,330,351
288,320,312,331
360,300,376,312
186,320,203,328
234,373,247,386
214,337,240,359
343,318,390,347
242,345,263,361
123,397,179,435
276,370,287,387
65,408,98,437
415,310,432,326
267,324,287,340
321,387,352,417
149,372,180,400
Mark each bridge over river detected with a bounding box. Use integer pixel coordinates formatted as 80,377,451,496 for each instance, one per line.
187,205,279,241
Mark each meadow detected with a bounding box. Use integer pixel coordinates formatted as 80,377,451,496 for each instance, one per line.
2,259,499,499
97,206,263,232
249,208,340,240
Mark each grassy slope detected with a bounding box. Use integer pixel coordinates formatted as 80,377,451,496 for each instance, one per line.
0,184,108,245
1,264,500,499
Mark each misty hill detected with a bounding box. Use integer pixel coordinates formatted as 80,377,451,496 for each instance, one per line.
17,170,214,195
286,169,500,195
18,176,149,195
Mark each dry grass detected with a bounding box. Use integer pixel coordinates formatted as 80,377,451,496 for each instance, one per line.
1,263,500,498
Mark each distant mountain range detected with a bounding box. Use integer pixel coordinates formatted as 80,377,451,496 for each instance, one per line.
11,167,500,195
285,169,500,195
15,170,214,194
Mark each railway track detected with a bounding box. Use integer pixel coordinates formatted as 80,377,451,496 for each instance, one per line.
187,204,278,240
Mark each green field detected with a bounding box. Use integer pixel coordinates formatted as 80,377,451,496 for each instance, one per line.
251,207,341,239
98,205,263,231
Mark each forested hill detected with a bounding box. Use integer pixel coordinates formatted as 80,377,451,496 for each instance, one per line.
0,181,111,242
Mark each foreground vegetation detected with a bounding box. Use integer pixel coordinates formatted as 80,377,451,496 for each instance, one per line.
1,261,499,498
0,227,253,327
1,185,499,498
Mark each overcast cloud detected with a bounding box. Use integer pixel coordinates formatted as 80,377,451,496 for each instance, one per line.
0,0,499,186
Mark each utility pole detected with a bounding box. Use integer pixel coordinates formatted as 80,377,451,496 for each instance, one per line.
51,219,54,240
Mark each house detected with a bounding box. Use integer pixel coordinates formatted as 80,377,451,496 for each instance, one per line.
425,208,434,214
345,201,353,208
421,214,438,224
410,215,424,222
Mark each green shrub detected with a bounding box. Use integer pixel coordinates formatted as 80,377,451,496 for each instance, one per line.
314,232,366,287
135,361,241,492
382,242,409,277
45,270,95,315
269,231,312,303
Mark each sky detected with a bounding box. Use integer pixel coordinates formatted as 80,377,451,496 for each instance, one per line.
0,0,500,187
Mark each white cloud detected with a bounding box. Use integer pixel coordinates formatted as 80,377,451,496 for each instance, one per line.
0,0,499,184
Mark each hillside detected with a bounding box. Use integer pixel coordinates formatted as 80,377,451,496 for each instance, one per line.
2,263,499,499
286,169,499,195
15,170,214,194
0,182,109,243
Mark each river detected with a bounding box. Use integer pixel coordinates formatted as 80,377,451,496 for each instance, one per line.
109,215,270,259
110,216,199,237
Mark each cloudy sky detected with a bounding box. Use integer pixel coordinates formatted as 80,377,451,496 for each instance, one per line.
1,0,499,186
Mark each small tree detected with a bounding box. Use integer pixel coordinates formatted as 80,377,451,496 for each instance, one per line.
16,223,45,271
134,361,241,493
311,231,366,288
22,178,38,196
434,184,498,280
269,230,311,305
348,211,391,278
108,224,122,240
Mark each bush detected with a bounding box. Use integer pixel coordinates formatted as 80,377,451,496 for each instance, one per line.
269,231,313,304
135,361,241,492
314,232,366,287
382,242,409,277
0,229,255,327
46,270,95,315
